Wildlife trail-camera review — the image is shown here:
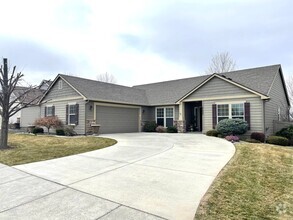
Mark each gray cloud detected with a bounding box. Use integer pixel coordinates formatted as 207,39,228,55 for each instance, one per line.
0,36,75,72
119,0,293,73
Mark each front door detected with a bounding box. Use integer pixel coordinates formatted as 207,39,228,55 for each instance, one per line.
194,107,202,131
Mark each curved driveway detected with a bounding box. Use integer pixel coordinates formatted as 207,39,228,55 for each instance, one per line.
1,133,235,220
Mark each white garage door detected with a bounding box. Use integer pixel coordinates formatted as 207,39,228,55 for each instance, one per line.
96,105,139,134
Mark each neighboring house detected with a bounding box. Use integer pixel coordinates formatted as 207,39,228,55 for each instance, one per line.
33,64,289,135
17,80,51,128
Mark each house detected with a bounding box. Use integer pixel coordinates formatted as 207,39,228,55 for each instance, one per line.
16,80,52,128
29,64,289,135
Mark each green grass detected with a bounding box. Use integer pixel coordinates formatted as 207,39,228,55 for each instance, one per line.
195,142,293,220
0,133,117,166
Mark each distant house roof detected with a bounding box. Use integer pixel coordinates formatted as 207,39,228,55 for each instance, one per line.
38,79,52,90
42,64,288,106
13,86,45,105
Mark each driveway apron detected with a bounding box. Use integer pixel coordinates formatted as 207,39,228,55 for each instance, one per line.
0,133,235,220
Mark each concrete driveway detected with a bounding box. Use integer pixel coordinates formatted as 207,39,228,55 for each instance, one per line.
0,133,235,220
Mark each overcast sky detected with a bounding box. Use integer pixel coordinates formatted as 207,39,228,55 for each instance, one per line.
0,0,292,86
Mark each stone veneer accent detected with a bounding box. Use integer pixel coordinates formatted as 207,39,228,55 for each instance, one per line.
174,120,186,133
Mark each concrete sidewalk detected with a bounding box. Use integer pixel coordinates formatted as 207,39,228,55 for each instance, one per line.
0,133,235,220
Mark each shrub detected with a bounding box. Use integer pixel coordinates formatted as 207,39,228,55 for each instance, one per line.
32,127,44,134
167,126,178,133
143,121,157,132
64,126,77,136
275,125,293,139
216,119,248,136
56,129,65,136
206,129,219,137
267,136,288,146
156,126,166,133
35,116,63,134
225,135,240,142
245,138,261,143
250,132,265,143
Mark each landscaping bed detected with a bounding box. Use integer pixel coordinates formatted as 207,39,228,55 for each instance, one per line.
0,133,117,166
195,142,293,219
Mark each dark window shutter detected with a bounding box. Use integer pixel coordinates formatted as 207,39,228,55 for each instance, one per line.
66,105,69,125
44,107,47,117
75,104,79,125
52,106,55,116
245,102,251,130
212,104,217,129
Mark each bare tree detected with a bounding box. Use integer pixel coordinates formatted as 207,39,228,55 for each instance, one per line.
206,52,236,74
284,75,293,120
0,58,41,149
96,72,117,83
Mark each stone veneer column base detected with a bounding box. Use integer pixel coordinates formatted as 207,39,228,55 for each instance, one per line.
174,120,186,133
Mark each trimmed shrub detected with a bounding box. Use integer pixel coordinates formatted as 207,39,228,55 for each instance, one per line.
167,126,178,133
32,127,44,134
267,136,288,146
56,129,65,136
225,135,240,142
245,138,261,143
206,129,219,137
143,121,157,132
250,132,265,143
216,119,248,136
156,126,166,133
275,125,293,139
64,126,77,136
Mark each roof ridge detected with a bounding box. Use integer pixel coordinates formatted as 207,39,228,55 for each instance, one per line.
59,74,145,91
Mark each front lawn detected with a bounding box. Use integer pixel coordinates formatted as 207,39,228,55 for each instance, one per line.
195,142,293,219
0,133,117,166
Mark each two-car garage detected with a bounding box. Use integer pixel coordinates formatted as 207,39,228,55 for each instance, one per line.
95,105,140,134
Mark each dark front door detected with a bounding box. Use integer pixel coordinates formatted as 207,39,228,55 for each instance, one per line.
194,106,202,131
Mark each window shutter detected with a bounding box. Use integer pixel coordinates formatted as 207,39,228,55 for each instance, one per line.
66,105,69,125
245,102,251,130
52,106,55,116
44,107,47,117
75,104,79,125
212,104,217,129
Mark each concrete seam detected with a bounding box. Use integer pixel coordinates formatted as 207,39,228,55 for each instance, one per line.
95,204,122,220
68,144,175,185
0,188,66,213
0,175,31,186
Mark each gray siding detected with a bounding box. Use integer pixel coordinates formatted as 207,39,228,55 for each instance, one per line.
95,105,139,134
175,105,179,120
142,106,155,122
40,99,86,134
43,78,81,101
20,106,41,127
265,71,289,135
185,77,253,100
202,97,264,134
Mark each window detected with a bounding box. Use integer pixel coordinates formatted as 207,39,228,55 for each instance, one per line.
45,106,54,117
231,103,244,120
217,103,244,123
217,104,229,122
68,104,76,124
58,80,63,89
156,107,174,127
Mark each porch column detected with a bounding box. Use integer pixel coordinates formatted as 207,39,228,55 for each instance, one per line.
176,102,186,132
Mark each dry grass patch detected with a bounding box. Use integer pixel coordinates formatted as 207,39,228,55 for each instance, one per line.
195,142,293,220
0,133,117,166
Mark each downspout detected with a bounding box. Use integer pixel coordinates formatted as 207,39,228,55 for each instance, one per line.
85,99,89,135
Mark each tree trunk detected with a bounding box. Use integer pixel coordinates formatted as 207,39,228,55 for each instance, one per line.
0,117,9,149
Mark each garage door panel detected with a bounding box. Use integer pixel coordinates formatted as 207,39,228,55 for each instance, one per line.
96,106,139,134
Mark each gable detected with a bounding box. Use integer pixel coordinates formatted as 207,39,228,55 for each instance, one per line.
184,76,258,101
42,78,82,102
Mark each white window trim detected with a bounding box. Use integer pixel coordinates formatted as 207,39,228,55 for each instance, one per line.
68,104,76,125
46,105,53,117
217,103,245,123
155,106,175,127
